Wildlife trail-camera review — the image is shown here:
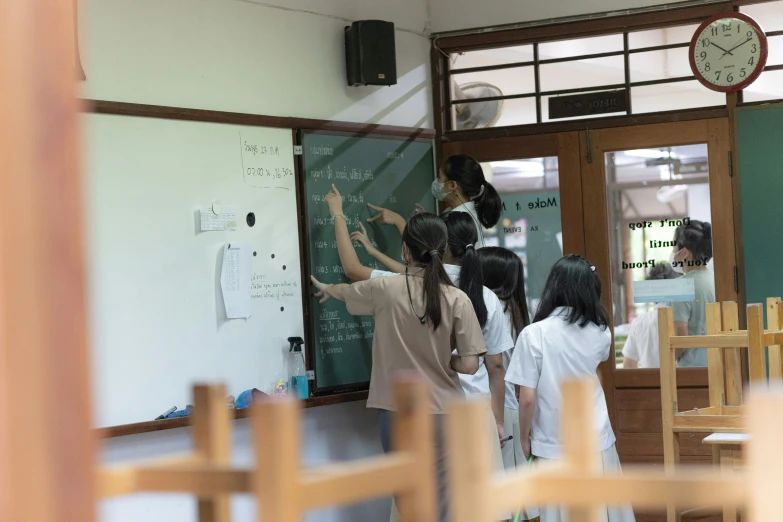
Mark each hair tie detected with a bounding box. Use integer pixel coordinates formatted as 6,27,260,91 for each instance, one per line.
428,249,440,258
470,184,485,201
465,244,474,249
590,265,596,272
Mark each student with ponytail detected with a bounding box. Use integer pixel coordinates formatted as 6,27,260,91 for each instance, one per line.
311,209,486,522
362,154,503,247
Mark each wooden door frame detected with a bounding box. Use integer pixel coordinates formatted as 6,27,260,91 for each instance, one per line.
441,131,587,258
582,118,738,419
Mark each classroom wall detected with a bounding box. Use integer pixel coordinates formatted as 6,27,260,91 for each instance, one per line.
429,0,695,33
82,1,432,521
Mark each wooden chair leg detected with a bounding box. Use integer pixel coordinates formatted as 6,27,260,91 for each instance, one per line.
767,299,782,381
392,378,437,522
193,384,232,522
721,301,743,406
747,304,766,389
254,396,300,522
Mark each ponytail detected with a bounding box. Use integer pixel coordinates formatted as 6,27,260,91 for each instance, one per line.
402,213,453,330
474,181,502,230
422,251,452,330
442,154,503,229
442,212,488,328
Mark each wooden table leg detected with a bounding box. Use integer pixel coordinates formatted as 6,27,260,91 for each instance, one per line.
719,445,739,522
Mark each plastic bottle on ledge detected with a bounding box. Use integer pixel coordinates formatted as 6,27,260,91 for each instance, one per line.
288,336,308,400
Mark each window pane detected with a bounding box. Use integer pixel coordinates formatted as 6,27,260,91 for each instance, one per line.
631,81,725,113
452,66,535,97
741,1,783,32
450,45,534,70
606,145,714,369
629,24,699,49
452,97,536,130
630,47,691,82
743,68,783,103
540,55,625,92
767,34,783,66
485,158,562,313
539,34,623,59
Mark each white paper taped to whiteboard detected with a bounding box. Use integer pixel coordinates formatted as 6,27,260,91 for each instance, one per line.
200,204,237,231
221,243,252,318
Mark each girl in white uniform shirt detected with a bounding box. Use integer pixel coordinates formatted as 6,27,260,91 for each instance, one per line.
505,255,635,522
359,155,503,249
477,247,539,522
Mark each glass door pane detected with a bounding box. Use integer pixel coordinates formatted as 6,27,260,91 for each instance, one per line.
605,145,716,370
484,157,563,313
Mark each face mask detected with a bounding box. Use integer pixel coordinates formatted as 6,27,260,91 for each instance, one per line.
669,248,685,274
431,180,451,201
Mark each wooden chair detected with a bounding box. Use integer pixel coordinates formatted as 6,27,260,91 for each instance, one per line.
99,378,437,522
657,302,783,522
447,378,783,522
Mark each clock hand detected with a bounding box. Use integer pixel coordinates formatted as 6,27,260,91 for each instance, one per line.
710,42,733,56
721,37,752,59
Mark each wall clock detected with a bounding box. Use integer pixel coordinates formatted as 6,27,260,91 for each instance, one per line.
689,12,767,93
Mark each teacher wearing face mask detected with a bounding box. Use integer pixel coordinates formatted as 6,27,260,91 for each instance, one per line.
669,219,715,367
365,155,503,248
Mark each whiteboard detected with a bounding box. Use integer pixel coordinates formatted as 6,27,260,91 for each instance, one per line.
84,114,303,427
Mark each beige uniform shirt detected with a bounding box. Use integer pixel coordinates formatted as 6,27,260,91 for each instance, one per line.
345,267,487,413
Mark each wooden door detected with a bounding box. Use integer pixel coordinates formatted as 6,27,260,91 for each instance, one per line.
581,118,736,522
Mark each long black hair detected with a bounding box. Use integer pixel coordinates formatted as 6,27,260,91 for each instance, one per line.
477,247,530,338
442,155,502,229
674,219,713,262
401,212,453,330
441,212,488,328
533,254,609,329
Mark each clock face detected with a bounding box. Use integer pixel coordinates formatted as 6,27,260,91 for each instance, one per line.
690,15,768,92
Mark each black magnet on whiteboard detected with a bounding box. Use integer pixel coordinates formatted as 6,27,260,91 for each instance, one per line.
280,306,285,312
253,251,257,257
246,212,256,227
271,254,275,259
283,265,287,270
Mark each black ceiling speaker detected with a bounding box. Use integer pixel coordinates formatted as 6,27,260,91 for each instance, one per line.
345,20,397,87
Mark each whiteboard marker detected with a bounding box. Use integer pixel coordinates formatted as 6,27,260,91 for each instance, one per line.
155,406,177,420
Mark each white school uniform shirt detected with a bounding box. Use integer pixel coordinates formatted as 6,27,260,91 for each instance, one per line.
505,307,616,458
621,303,665,369
443,201,485,248
502,309,520,410
371,264,513,398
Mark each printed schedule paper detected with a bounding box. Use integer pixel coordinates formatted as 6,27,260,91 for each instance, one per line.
200,205,237,231
220,243,252,318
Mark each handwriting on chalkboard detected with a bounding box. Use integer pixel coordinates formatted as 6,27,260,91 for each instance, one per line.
310,165,373,181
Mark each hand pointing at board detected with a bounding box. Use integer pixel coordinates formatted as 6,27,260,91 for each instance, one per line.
366,203,426,237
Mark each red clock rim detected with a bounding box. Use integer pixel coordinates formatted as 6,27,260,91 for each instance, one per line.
688,11,769,94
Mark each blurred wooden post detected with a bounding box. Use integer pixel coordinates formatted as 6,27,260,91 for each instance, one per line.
561,380,601,522
766,298,782,380
720,301,743,406
448,399,491,522
706,303,725,410
0,1,95,522
746,385,783,521
747,304,766,389
193,385,232,522
254,397,300,522
392,378,437,522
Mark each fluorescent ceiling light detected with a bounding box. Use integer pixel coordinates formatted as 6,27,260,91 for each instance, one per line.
623,149,677,159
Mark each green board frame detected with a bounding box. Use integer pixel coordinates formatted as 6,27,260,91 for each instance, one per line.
300,131,435,393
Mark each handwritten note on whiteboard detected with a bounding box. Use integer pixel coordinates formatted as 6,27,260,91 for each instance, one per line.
220,243,252,318
240,132,295,190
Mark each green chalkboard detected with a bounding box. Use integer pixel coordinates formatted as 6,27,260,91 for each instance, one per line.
301,132,435,392
737,104,783,376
